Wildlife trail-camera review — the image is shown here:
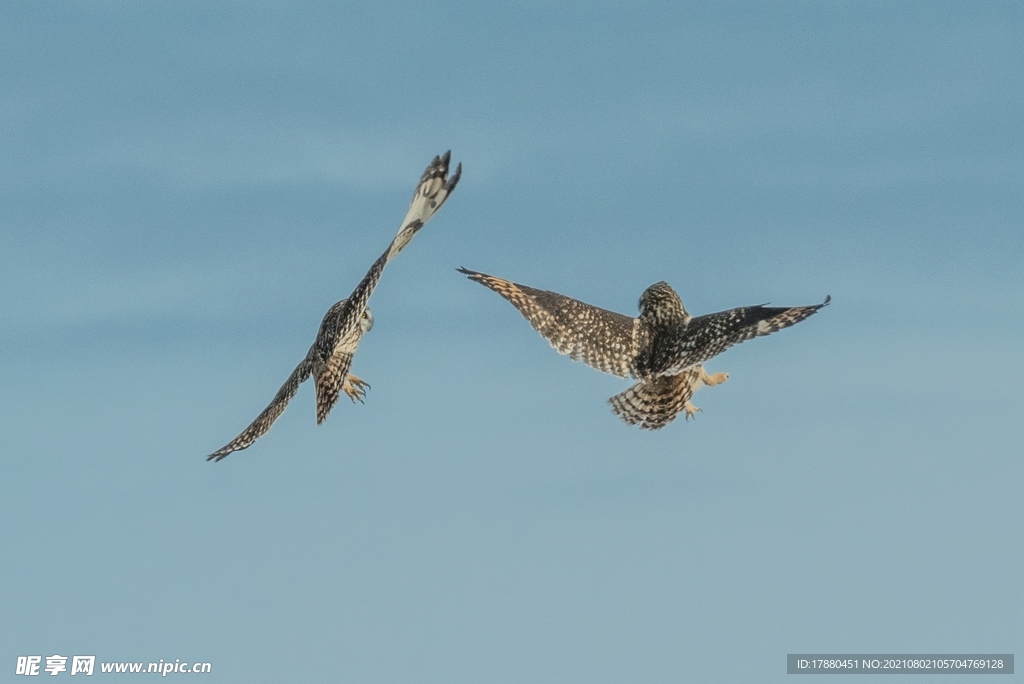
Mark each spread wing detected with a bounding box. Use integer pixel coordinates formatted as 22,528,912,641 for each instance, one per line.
390,150,462,258
658,296,831,375
458,268,642,378
337,152,462,325
206,357,313,461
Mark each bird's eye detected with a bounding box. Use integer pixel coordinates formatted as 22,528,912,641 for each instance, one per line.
361,311,368,319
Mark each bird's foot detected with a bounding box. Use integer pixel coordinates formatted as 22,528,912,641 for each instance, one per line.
684,401,702,420
703,371,729,387
343,374,370,403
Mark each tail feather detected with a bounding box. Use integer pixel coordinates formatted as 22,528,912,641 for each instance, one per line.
609,368,704,430
315,374,340,425
313,350,355,425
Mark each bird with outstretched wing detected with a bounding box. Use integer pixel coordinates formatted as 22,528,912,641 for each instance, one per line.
459,269,827,429
207,151,461,461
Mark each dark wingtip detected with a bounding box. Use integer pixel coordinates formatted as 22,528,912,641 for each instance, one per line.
206,451,225,462
441,149,451,166
446,161,462,191
822,294,831,307
456,266,474,276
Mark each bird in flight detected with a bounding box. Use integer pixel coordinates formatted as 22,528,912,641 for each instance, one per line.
207,151,461,461
458,269,828,429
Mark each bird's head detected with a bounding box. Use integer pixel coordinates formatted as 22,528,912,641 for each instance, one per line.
639,281,690,327
360,306,374,333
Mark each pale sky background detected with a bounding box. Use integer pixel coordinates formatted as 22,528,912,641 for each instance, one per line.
1,1,1021,682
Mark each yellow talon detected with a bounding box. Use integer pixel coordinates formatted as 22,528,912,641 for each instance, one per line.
343,374,370,403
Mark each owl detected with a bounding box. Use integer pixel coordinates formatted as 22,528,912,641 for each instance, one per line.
459,269,828,429
206,151,461,461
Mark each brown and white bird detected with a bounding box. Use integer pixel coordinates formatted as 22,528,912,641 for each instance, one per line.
207,151,461,461
458,269,828,429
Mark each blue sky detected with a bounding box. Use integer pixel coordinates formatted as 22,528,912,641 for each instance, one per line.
1,1,1021,682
